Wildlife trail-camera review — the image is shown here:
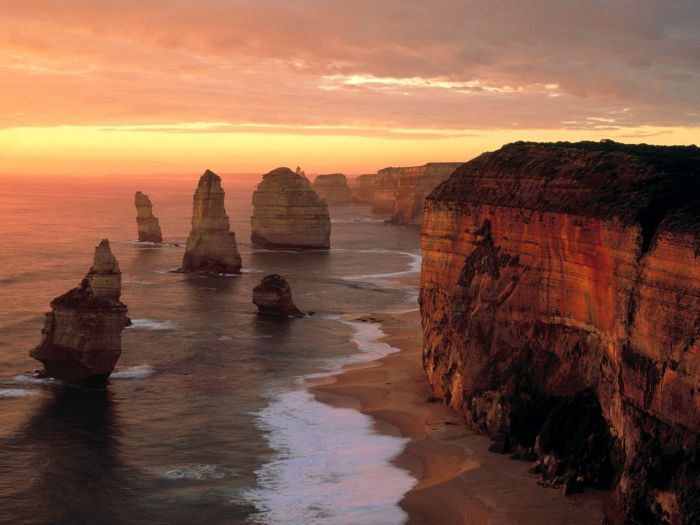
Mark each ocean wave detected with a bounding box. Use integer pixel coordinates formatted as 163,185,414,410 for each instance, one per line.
12,373,59,385
111,364,156,380
126,318,179,331
156,464,231,480
0,388,38,398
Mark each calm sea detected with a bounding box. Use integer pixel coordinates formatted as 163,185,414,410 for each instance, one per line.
0,175,420,525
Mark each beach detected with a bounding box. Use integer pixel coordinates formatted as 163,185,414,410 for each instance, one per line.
311,277,607,525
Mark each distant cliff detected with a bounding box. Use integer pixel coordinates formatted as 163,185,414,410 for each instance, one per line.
420,141,700,524
372,163,462,224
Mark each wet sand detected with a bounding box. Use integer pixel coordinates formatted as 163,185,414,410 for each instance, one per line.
310,293,606,524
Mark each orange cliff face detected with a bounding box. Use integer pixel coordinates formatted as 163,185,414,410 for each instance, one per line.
419,142,700,523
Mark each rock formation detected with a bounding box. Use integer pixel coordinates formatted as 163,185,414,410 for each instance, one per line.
252,274,304,317
134,191,163,243
372,163,462,223
420,141,700,524
312,173,353,204
30,240,129,384
251,167,331,249
350,174,376,204
180,169,242,274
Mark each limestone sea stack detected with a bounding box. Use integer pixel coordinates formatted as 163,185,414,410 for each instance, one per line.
180,170,242,274
30,240,129,384
251,167,331,249
350,174,376,204
252,274,304,317
420,141,700,523
312,173,353,204
134,191,163,243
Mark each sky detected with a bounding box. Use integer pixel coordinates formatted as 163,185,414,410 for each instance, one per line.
1,0,699,176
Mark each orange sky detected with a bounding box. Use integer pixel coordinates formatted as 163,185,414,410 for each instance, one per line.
1,1,699,176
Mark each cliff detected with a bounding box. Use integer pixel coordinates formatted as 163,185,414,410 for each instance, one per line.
180,170,242,274
350,174,376,204
30,240,129,384
134,191,163,243
372,163,462,223
251,167,331,249
252,274,304,317
420,141,700,524
312,173,353,204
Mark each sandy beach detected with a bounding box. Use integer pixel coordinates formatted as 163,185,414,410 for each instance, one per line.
311,280,606,525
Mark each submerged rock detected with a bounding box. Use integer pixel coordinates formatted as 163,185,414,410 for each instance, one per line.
180,169,242,274
253,274,304,317
30,239,129,384
251,167,331,249
312,173,353,204
134,191,163,243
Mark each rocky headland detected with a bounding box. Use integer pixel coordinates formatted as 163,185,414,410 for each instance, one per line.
134,191,163,243
312,173,353,204
251,167,331,249
420,141,700,524
30,239,129,384
180,169,242,274
252,274,304,317
372,163,462,224
350,174,377,204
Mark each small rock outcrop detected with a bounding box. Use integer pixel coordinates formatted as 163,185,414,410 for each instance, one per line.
312,173,353,204
180,170,242,274
253,274,304,317
350,174,376,204
251,167,331,249
30,240,129,384
134,191,163,243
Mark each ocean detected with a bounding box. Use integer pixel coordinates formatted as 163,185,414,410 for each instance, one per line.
0,175,421,524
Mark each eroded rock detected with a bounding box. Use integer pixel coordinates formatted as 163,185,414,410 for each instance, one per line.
134,191,163,243
252,274,304,317
312,173,353,204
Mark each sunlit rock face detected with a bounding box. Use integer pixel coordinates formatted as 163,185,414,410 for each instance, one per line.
180,170,242,274
30,239,129,384
251,167,331,249
372,163,462,224
420,141,700,524
350,174,376,204
312,173,353,204
252,274,304,317
134,191,163,243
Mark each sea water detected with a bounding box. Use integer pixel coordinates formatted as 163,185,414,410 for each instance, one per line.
0,175,420,524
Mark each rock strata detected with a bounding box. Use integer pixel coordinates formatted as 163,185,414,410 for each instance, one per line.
134,191,163,243
251,167,331,249
312,173,353,204
253,274,303,317
420,141,700,524
350,174,376,204
30,240,129,384
180,170,242,273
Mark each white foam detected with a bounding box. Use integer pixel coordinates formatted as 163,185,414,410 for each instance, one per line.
126,318,179,331
0,388,37,398
342,251,421,281
12,373,58,385
111,364,156,380
242,320,415,524
156,464,231,480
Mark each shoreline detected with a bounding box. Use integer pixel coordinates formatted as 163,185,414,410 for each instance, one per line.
310,279,606,524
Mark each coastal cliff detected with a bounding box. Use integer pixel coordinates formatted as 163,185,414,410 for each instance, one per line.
180,170,242,274
251,167,331,249
350,174,376,204
312,173,353,204
30,239,129,384
134,191,163,243
373,163,462,224
420,142,700,524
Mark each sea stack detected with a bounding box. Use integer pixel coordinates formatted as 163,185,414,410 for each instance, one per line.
420,141,700,523
312,173,353,204
351,174,376,204
30,239,129,384
180,169,242,274
134,191,163,243
252,274,304,317
251,167,331,249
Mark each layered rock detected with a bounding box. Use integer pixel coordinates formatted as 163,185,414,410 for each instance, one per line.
251,167,331,249
420,141,700,524
372,163,462,223
252,274,304,317
30,240,129,384
312,173,353,204
350,174,376,204
180,170,242,273
134,191,163,243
